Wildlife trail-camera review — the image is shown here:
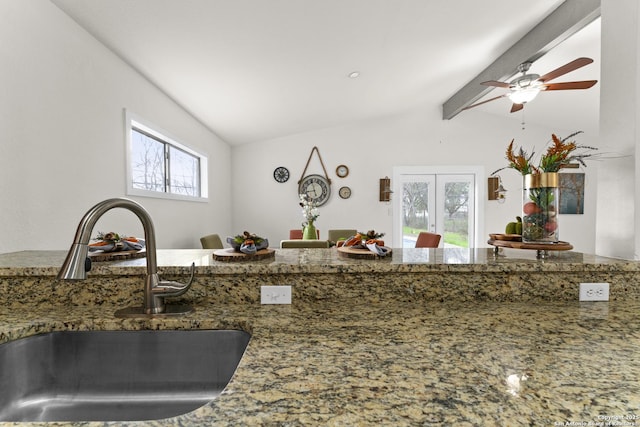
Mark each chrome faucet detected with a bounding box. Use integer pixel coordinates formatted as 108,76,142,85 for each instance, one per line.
57,198,194,316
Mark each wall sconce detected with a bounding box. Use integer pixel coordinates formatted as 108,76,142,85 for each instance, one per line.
379,177,392,202
488,176,507,203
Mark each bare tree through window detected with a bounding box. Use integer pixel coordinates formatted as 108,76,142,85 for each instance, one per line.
130,127,201,197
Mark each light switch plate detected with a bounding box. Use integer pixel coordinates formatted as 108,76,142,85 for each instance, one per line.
260,285,292,304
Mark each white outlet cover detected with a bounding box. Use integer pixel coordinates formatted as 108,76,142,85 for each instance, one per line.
260,285,292,304
579,282,610,302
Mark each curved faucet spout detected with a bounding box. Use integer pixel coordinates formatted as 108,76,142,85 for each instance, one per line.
57,198,193,315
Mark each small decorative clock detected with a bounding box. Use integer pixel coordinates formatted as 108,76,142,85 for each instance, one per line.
298,174,331,206
339,186,352,199
273,166,290,183
336,164,349,178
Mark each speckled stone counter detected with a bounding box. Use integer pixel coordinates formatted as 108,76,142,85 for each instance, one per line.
0,249,639,426
1,248,639,305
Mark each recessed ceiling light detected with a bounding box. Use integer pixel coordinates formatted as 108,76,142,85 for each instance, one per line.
348,71,360,79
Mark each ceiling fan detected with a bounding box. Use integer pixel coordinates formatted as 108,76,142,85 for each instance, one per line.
463,57,597,113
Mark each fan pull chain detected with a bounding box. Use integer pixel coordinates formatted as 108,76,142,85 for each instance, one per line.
521,110,526,130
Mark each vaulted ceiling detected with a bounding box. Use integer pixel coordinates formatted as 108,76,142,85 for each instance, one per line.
51,0,600,145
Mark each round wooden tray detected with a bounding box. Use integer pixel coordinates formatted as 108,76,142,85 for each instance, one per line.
88,249,146,262
487,239,572,251
488,239,572,259
212,248,275,262
489,233,522,241
337,246,391,259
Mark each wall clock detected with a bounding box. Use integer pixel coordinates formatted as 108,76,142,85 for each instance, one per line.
299,174,331,206
297,146,332,206
339,186,351,199
336,164,349,178
273,166,290,183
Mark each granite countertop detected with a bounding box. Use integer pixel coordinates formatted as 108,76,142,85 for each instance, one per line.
1,249,639,426
0,248,637,277
1,299,640,426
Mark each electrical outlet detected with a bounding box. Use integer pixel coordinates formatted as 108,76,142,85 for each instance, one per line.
260,285,292,304
579,283,609,301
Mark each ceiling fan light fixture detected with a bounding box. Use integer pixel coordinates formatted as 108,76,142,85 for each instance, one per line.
508,87,541,104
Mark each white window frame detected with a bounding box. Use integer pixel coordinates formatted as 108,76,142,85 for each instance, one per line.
125,110,208,202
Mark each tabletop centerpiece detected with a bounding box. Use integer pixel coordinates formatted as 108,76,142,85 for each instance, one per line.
226,231,269,255
90,231,145,252
494,131,597,243
299,194,319,240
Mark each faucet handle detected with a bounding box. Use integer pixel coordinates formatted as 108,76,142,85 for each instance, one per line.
153,262,196,298
185,262,195,286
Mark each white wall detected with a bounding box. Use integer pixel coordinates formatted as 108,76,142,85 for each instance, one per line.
0,1,600,255
0,1,232,253
232,106,598,253
596,0,640,260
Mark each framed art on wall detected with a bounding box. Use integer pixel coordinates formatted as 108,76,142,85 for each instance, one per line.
559,173,585,214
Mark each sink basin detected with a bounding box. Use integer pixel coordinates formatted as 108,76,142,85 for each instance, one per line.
0,329,250,422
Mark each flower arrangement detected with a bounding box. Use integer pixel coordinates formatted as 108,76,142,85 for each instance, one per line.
299,194,319,227
90,231,144,252
494,131,597,243
227,231,268,254
358,230,385,240
93,231,125,242
228,231,267,247
495,131,597,176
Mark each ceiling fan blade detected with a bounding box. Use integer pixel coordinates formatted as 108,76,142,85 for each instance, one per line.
543,80,598,90
481,80,511,88
538,57,593,82
462,94,508,110
510,103,524,113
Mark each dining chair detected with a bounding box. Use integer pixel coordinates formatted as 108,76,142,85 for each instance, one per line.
414,232,441,248
289,229,320,239
327,229,357,243
200,233,224,249
280,240,330,248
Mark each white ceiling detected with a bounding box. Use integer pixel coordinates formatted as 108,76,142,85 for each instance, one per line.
50,0,600,145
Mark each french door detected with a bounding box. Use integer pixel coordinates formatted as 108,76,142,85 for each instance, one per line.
392,167,483,248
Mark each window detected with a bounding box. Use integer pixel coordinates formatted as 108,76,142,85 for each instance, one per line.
126,112,208,201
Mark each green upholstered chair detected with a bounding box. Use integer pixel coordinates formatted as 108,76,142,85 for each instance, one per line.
280,240,330,248
200,233,224,249
327,229,357,243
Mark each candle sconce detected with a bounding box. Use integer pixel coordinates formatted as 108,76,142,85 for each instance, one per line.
379,177,392,202
488,175,507,203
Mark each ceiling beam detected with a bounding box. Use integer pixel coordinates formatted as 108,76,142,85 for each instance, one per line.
442,0,601,120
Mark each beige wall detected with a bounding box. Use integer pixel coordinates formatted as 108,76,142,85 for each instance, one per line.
0,1,232,253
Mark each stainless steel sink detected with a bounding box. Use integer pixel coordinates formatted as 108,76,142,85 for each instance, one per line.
0,329,250,422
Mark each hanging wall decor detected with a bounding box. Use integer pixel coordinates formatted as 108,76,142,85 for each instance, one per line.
298,146,332,207
559,173,585,214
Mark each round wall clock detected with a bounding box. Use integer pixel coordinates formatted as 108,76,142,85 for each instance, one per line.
339,186,351,199
273,166,290,183
299,174,331,206
336,164,349,178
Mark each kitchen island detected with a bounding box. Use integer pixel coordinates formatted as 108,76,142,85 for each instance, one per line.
0,248,639,426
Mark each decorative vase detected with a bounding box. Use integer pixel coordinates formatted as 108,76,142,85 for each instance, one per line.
302,222,317,240
522,173,559,243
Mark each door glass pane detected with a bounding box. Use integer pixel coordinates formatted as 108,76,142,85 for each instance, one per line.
402,180,433,248
443,181,470,248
